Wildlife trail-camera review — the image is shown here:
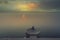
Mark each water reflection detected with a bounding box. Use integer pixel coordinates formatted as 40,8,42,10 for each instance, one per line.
0,13,60,37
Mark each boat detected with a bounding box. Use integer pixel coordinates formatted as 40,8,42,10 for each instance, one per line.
25,26,40,38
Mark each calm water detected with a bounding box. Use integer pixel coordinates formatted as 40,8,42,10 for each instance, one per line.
0,12,60,38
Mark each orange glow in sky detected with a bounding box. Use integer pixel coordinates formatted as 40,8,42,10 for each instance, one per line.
16,3,38,11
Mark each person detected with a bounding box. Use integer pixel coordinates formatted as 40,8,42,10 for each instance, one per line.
31,26,35,30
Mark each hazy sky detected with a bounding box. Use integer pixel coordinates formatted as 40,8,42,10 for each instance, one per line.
0,0,60,12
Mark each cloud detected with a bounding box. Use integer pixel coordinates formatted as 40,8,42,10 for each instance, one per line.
40,0,60,9
0,0,60,12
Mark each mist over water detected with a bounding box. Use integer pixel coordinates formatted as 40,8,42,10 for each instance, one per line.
0,12,60,38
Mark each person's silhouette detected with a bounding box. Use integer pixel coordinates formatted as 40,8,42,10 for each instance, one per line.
31,26,35,30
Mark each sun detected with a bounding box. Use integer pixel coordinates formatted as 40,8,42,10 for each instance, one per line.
15,3,37,11
18,4,30,11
